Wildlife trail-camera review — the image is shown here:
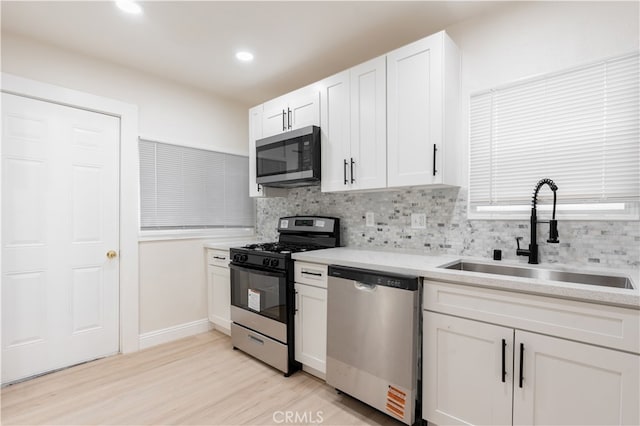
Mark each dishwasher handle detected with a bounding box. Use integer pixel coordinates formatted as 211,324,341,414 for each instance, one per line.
354,282,377,292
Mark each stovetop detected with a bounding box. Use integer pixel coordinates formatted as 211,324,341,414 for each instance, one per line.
230,216,341,270
241,242,320,254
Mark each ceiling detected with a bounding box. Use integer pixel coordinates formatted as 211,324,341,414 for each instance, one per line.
1,1,506,106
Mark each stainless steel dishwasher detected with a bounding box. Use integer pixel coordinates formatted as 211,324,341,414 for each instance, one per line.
327,265,420,425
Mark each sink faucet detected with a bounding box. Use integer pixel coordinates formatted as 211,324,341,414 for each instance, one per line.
516,178,559,264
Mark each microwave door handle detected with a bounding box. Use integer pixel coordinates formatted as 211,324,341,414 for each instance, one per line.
287,108,292,129
282,110,286,132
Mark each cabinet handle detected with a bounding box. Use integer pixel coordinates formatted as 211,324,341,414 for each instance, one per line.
287,108,292,129
257,183,262,193
501,339,507,383
350,158,355,183
301,270,322,277
343,159,348,185
213,256,226,260
282,109,286,131
519,343,524,388
294,290,299,314
433,144,438,176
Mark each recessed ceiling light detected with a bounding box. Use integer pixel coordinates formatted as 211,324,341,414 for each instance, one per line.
116,0,143,15
236,51,254,62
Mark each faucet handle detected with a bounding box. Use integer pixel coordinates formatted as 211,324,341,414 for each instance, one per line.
547,219,559,243
516,237,530,257
515,236,523,250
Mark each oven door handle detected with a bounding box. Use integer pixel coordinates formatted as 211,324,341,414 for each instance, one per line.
229,263,287,278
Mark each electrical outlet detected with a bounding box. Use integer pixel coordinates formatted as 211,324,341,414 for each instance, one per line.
411,213,426,229
365,212,375,227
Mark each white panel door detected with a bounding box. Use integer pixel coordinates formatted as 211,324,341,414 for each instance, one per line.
423,311,514,426
387,34,443,187
262,95,288,138
350,55,387,191
2,93,120,384
320,70,351,192
288,88,320,131
514,330,640,426
294,283,327,374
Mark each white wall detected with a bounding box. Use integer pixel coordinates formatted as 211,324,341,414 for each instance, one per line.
1,32,248,154
138,239,208,333
1,32,251,340
445,1,639,182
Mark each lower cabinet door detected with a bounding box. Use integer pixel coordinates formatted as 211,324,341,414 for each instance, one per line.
513,330,640,426
208,265,231,335
294,283,327,375
423,311,514,426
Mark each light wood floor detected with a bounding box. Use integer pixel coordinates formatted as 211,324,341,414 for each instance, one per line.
1,330,405,425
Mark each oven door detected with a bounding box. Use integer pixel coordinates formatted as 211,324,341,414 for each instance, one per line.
230,263,289,343
230,263,288,324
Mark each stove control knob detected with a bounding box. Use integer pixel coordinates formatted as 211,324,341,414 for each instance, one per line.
240,254,248,262
262,258,270,266
233,254,240,262
270,258,279,267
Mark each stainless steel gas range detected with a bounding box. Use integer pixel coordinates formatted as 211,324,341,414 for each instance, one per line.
229,216,340,376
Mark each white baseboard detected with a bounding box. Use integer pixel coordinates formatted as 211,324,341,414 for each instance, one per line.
139,319,213,350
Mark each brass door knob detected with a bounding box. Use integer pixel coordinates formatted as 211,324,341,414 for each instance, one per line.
106,250,118,259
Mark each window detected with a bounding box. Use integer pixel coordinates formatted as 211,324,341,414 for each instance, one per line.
139,140,255,230
469,52,639,220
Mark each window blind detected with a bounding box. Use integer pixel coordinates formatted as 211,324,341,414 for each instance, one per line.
139,140,255,229
469,52,639,219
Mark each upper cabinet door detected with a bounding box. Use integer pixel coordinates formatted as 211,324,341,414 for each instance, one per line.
387,33,443,187
320,70,351,193
350,55,387,191
262,95,288,138
288,87,320,131
387,31,462,189
262,87,320,139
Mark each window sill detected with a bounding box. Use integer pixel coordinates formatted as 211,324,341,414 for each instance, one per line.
138,227,256,242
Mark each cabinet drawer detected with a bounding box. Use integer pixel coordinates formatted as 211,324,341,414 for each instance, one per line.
295,262,328,288
207,249,229,267
424,280,640,354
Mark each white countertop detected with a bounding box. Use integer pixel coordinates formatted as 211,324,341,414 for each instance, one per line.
292,247,640,309
203,238,261,250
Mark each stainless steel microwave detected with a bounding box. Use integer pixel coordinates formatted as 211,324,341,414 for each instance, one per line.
256,125,321,188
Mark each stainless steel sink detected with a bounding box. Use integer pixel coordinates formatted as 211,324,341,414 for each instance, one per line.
443,261,634,290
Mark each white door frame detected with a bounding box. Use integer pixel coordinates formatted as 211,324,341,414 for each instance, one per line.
1,73,140,353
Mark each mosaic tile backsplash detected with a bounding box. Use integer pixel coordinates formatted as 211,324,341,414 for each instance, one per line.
256,186,640,270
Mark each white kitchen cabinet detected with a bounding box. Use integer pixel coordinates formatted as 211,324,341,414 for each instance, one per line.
206,249,231,335
320,56,386,192
387,30,461,188
424,312,514,426
514,330,640,426
248,105,287,198
319,70,350,192
294,262,328,378
423,282,640,426
262,85,320,139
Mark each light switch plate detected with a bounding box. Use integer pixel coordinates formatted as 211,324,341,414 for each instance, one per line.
411,213,426,229
365,212,375,227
